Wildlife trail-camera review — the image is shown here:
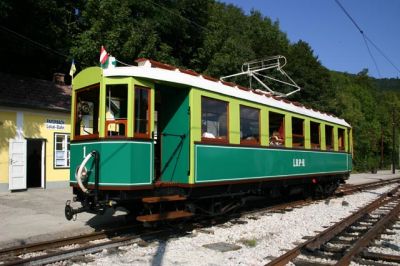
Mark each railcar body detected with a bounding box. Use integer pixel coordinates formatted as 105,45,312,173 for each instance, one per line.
66,58,352,222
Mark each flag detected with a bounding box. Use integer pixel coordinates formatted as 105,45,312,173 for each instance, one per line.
69,59,76,77
100,46,109,65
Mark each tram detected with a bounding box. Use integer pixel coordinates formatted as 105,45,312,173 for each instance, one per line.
65,56,352,222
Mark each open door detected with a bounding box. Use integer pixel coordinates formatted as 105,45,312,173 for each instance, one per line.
9,139,27,190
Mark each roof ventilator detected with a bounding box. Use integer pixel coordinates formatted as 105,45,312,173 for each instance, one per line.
221,55,301,97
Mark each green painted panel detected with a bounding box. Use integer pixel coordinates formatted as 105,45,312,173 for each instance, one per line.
195,144,351,182
159,86,190,183
70,141,153,186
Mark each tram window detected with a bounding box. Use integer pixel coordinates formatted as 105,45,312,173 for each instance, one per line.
240,105,260,144
292,117,304,148
134,86,150,138
74,85,100,139
105,84,128,137
310,121,320,149
201,97,228,141
338,128,345,151
325,125,334,150
269,111,285,146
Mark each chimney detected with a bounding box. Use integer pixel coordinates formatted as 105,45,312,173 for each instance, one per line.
53,73,65,85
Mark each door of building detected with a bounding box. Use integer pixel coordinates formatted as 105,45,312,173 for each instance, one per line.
27,139,44,188
8,139,27,190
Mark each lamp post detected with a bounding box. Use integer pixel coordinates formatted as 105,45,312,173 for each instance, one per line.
392,109,395,174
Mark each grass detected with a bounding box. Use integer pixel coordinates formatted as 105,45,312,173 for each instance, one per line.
239,238,257,247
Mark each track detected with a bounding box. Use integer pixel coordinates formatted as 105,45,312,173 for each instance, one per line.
266,184,400,266
0,178,399,265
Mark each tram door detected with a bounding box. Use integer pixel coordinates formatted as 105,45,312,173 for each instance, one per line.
155,85,190,183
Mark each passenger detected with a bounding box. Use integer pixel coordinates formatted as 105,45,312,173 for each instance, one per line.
270,131,283,145
202,132,216,138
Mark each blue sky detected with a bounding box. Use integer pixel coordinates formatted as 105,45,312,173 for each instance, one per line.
221,0,400,79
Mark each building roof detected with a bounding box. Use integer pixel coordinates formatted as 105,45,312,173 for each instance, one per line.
0,72,71,113
102,58,351,128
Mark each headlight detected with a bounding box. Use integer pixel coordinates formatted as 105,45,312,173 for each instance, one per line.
75,166,88,182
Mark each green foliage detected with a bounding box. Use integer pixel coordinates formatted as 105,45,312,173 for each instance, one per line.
2,0,400,172
330,70,400,171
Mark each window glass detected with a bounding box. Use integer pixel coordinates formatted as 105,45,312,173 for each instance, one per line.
240,106,260,144
292,117,304,147
75,86,100,138
106,84,128,137
325,125,334,150
54,133,70,168
134,86,150,137
338,128,345,151
201,97,228,141
269,112,285,146
310,121,320,149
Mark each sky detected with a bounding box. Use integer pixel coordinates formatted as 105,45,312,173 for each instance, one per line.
220,0,400,79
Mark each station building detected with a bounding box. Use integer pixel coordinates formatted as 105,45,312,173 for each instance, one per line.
0,72,71,191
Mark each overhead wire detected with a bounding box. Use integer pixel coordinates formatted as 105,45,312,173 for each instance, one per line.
0,25,68,59
142,0,211,33
362,34,381,77
334,0,400,77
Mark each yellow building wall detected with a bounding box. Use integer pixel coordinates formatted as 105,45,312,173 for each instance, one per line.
0,109,71,189
24,112,71,182
0,112,17,184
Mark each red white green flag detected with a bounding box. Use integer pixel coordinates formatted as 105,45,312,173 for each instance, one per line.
99,46,109,65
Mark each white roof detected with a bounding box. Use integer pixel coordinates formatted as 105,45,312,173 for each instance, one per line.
104,60,351,128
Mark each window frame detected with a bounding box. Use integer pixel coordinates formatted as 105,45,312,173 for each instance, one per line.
325,124,334,151
240,105,260,145
338,127,345,151
291,117,305,148
53,133,70,169
105,84,129,138
74,84,100,140
201,96,229,143
134,85,151,139
310,121,321,150
268,111,285,146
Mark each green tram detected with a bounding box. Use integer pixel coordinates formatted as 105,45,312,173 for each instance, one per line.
66,58,352,222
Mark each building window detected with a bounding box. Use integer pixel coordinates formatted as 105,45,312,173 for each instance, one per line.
75,85,100,139
54,133,70,168
325,125,334,150
240,105,260,144
292,117,304,148
310,121,320,149
134,86,151,138
106,84,128,137
201,97,228,141
269,111,285,146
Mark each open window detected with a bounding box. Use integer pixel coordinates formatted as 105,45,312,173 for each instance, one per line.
134,86,151,138
240,105,260,145
325,125,334,150
338,128,345,151
269,111,285,146
292,117,304,148
201,97,228,142
310,121,320,149
105,84,128,137
74,85,100,139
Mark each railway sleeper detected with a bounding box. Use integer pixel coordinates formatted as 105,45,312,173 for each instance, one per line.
292,258,335,266
354,258,395,266
361,250,400,264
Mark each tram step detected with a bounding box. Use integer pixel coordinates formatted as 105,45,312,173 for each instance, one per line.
142,195,187,203
136,210,193,222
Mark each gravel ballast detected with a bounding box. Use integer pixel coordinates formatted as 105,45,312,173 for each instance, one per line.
60,185,398,266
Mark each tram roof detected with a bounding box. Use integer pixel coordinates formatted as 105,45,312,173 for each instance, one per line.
103,59,351,128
